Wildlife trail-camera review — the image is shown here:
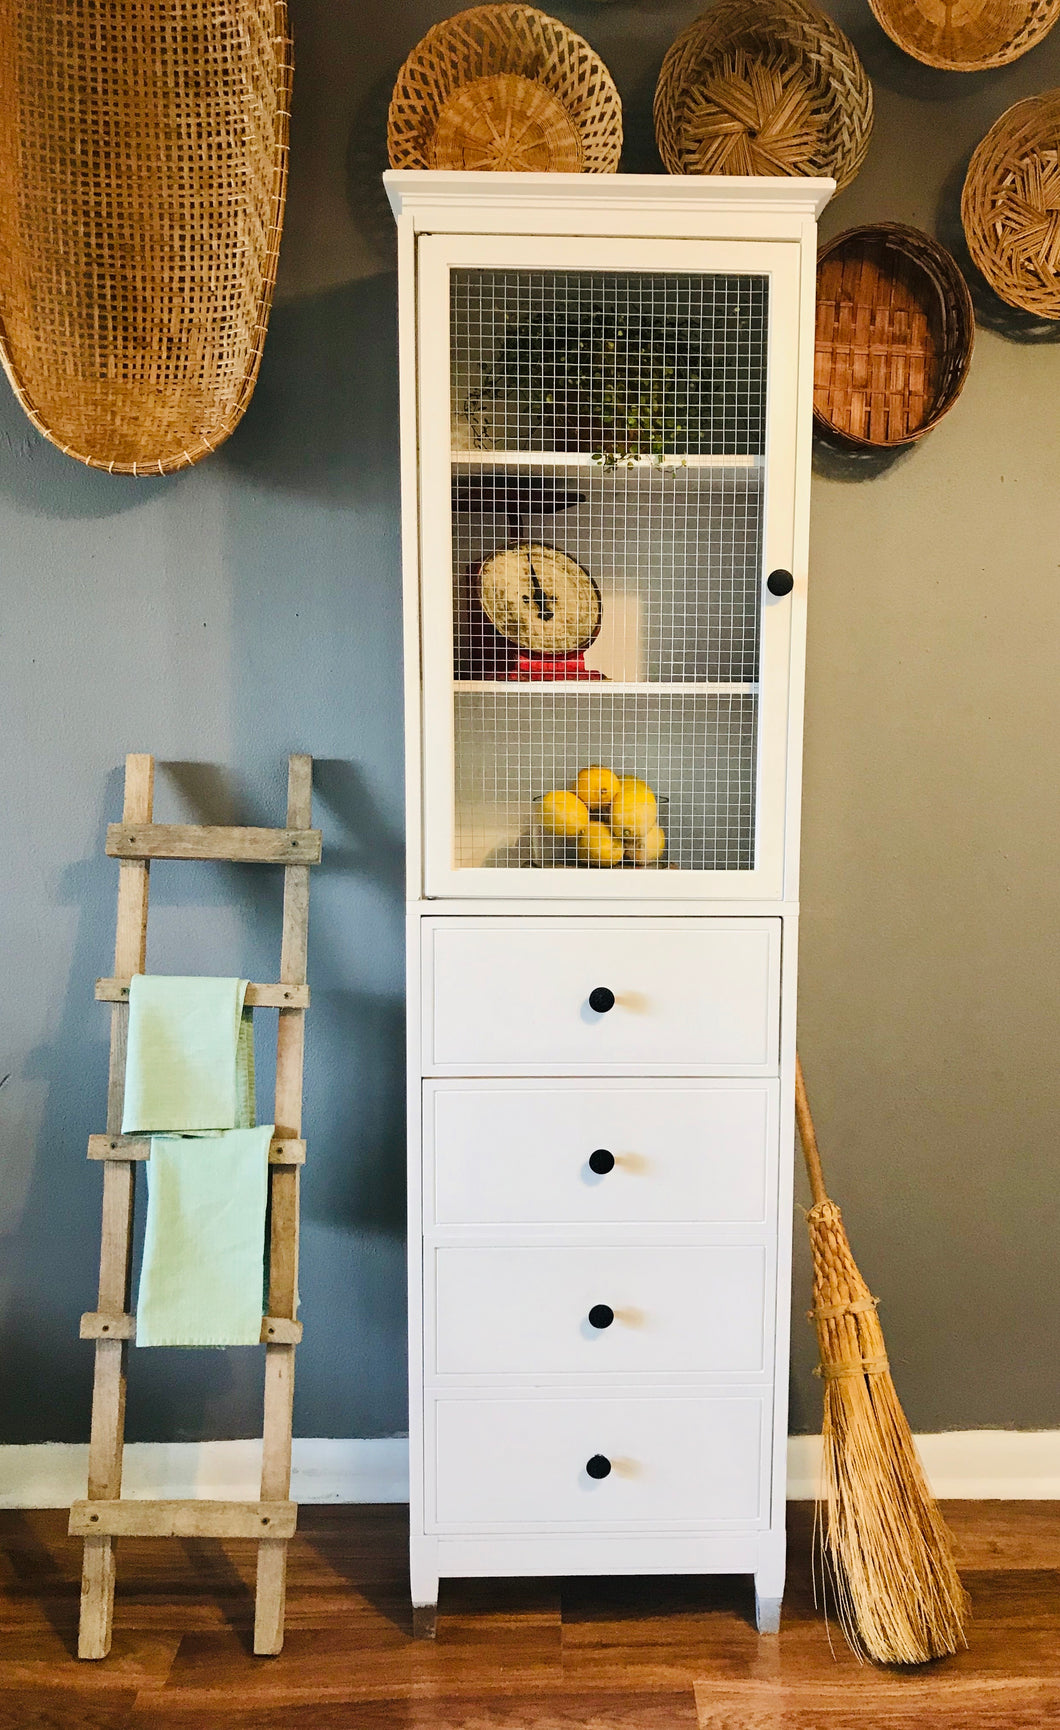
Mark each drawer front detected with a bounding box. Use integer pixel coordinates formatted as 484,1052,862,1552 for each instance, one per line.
427,1080,777,1226
423,918,780,1073
430,1394,767,1528
431,1245,769,1377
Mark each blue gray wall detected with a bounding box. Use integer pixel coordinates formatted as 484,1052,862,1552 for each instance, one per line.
1,0,1058,1444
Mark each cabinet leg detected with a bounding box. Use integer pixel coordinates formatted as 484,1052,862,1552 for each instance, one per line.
754,1583,783,1635
410,1545,438,1640
412,1602,437,1640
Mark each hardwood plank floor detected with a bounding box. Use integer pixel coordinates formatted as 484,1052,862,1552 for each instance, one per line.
0,1503,1056,1727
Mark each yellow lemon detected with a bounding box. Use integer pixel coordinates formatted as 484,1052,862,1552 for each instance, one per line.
609,782,657,841
573,765,621,814
578,819,625,866
627,823,665,866
537,789,590,838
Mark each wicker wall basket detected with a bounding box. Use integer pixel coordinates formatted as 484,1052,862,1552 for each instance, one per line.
388,5,622,174
962,91,1060,319
814,225,974,447
867,0,1060,72
0,2,292,476
654,0,873,193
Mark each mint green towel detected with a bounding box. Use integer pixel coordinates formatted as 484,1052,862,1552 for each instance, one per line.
136,1126,273,1346
122,976,254,1133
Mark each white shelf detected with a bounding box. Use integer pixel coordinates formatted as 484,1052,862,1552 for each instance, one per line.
451,450,763,470
454,681,760,695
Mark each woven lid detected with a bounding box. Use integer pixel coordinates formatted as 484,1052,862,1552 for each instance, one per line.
388,4,622,174
814,224,974,447
654,0,873,194
962,91,1060,319
0,1,292,475
868,0,1060,72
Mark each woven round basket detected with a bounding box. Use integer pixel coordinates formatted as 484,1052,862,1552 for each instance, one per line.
962,92,1060,319
814,225,974,447
867,0,1060,72
388,5,622,174
654,0,873,194
0,2,292,476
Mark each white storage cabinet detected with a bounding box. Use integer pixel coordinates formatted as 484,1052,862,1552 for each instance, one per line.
385,170,831,1636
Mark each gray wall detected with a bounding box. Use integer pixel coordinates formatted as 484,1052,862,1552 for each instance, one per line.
1,0,1057,1445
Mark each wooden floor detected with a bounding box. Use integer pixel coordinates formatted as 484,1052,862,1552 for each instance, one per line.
1,1503,1058,1727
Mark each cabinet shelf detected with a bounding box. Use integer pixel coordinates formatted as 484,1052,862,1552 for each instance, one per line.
452,450,763,470
454,681,760,695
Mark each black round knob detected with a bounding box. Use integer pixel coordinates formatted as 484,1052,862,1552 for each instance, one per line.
588,986,615,1014
586,1454,612,1480
588,1148,615,1175
588,1304,614,1330
766,569,794,597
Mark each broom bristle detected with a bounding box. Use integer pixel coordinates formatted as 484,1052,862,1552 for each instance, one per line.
808,1198,969,1664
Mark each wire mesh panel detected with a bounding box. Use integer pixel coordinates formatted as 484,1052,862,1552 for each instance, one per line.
452,270,768,457
447,266,769,879
453,463,763,684
454,690,757,871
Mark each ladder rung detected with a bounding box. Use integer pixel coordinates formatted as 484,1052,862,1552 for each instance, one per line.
107,823,322,864
87,1135,306,1165
80,1312,303,1344
96,979,309,1009
69,1499,298,1540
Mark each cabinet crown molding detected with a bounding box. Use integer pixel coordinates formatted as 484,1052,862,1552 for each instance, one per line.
384,169,836,226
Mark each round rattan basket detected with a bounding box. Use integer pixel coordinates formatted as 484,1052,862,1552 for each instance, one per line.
867,0,1060,72
0,1,292,476
962,92,1060,319
814,224,974,447
388,5,622,174
654,0,873,193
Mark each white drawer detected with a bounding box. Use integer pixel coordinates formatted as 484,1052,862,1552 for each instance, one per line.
430,1245,769,1377
430,1394,767,1529
421,918,780,1073
426,1080,777,1226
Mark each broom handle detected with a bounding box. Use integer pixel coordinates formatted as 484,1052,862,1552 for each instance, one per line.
794,1054,829,1207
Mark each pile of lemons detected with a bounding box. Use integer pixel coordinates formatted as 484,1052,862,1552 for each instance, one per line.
537,767,665,867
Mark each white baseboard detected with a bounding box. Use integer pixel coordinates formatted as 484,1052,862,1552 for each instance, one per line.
3,1432,1059,1510
787,1430,1060,1500
0,1438,410,1510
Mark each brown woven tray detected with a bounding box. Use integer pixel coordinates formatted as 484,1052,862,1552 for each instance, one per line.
868,0,1060,72
814,225,974,448
962,91,1060,320
0,2,292,476
388,5,621,174
654,0,873,193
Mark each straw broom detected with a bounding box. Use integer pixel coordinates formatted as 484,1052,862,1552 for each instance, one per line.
794,1056,969,1663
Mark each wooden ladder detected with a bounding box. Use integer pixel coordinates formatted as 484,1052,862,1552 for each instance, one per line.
71,752,321,1658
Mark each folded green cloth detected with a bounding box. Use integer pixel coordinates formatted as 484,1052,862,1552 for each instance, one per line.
122,976,254,1133
136,1126,273,1347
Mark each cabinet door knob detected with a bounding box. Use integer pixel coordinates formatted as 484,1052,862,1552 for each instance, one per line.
588,1304,614,1330
588,986,615,1013
586,1454,612,1480
588,1148,615,1175
766,569,794,597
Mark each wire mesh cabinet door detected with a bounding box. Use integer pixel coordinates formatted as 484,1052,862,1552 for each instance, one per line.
415,231,806,902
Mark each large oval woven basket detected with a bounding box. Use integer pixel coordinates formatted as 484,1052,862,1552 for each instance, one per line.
962,91,1060,319
654,0,873,194
867,0,1060,72
814,224,974,447
388,5,622,174
0,1,292,476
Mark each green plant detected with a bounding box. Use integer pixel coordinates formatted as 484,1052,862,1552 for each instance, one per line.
465,300,755,461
